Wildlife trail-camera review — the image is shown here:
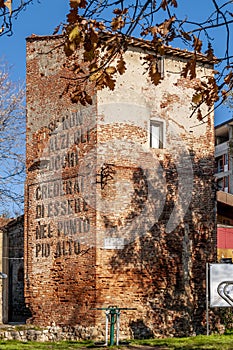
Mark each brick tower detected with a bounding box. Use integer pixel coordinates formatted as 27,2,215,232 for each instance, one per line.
25,34,216,337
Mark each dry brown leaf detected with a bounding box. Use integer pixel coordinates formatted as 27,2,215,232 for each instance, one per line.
70,0,87,8
78,0,87,8
90,28,98,44
205,43,214,61
69,25,80,41
150,26,158,36
161,0,168,10
111,16,125,31
171,0,178,7
149,61,162,85
181,58,196,79
197,109,203,121
193,35,202,52
113,8,122,15
224,71,233,86
84,92,93,105
89,71,102,81
192,93,203,104
105,66,116,74
104,73,116,90
113,8,128,15
157,16,175,36
117,57,126,75
181,31,191,41
221,89,228,100
4,0,12,14
84,49,95,62
95,22,106,30
67,9,79,25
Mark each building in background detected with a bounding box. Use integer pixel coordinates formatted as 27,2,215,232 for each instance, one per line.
215,119,233,261
0,216,30,324
0,217,10,323
25,34,216,338
215,118,233,194
217,224,233,262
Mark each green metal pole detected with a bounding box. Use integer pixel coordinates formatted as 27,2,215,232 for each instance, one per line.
109,309,115,346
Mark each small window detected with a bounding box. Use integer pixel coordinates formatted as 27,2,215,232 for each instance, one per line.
224,153,228,165
217,157,223,173
17,266,24,282
150,120,164,149
157,56,164,77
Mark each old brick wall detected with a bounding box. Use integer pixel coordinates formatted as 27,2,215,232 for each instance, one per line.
26,36,217,337
0,217,10,323
217,225,233,261
6,216,31,322
0,216,30,323
25,36,97,327
95,47,217,337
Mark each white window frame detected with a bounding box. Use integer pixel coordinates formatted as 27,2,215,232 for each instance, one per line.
149,119,165,149
158,56,164,78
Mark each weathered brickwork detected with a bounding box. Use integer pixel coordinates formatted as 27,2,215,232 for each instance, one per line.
25,35,97,327
0,216,31,323
25,35,217,337
6,216,31,322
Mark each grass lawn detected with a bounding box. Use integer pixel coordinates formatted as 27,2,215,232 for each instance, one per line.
1,335,233,349
0,340,91,349
131,334,233,349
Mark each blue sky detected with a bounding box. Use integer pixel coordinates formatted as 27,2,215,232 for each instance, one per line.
0,0,232,125
0,0,69,80
0,0,70,216
174,0,233,125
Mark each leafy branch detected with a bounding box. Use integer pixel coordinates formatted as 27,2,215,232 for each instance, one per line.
56,0,233,117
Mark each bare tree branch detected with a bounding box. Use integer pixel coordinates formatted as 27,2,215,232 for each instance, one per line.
60,0,233,116
0,0,34,36
0,61,25,215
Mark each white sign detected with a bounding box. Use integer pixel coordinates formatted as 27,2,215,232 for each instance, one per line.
210,263,233,307
104,238,125,249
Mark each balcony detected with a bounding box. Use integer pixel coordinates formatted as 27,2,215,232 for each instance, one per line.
217,191,233,206
215,141,228,157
